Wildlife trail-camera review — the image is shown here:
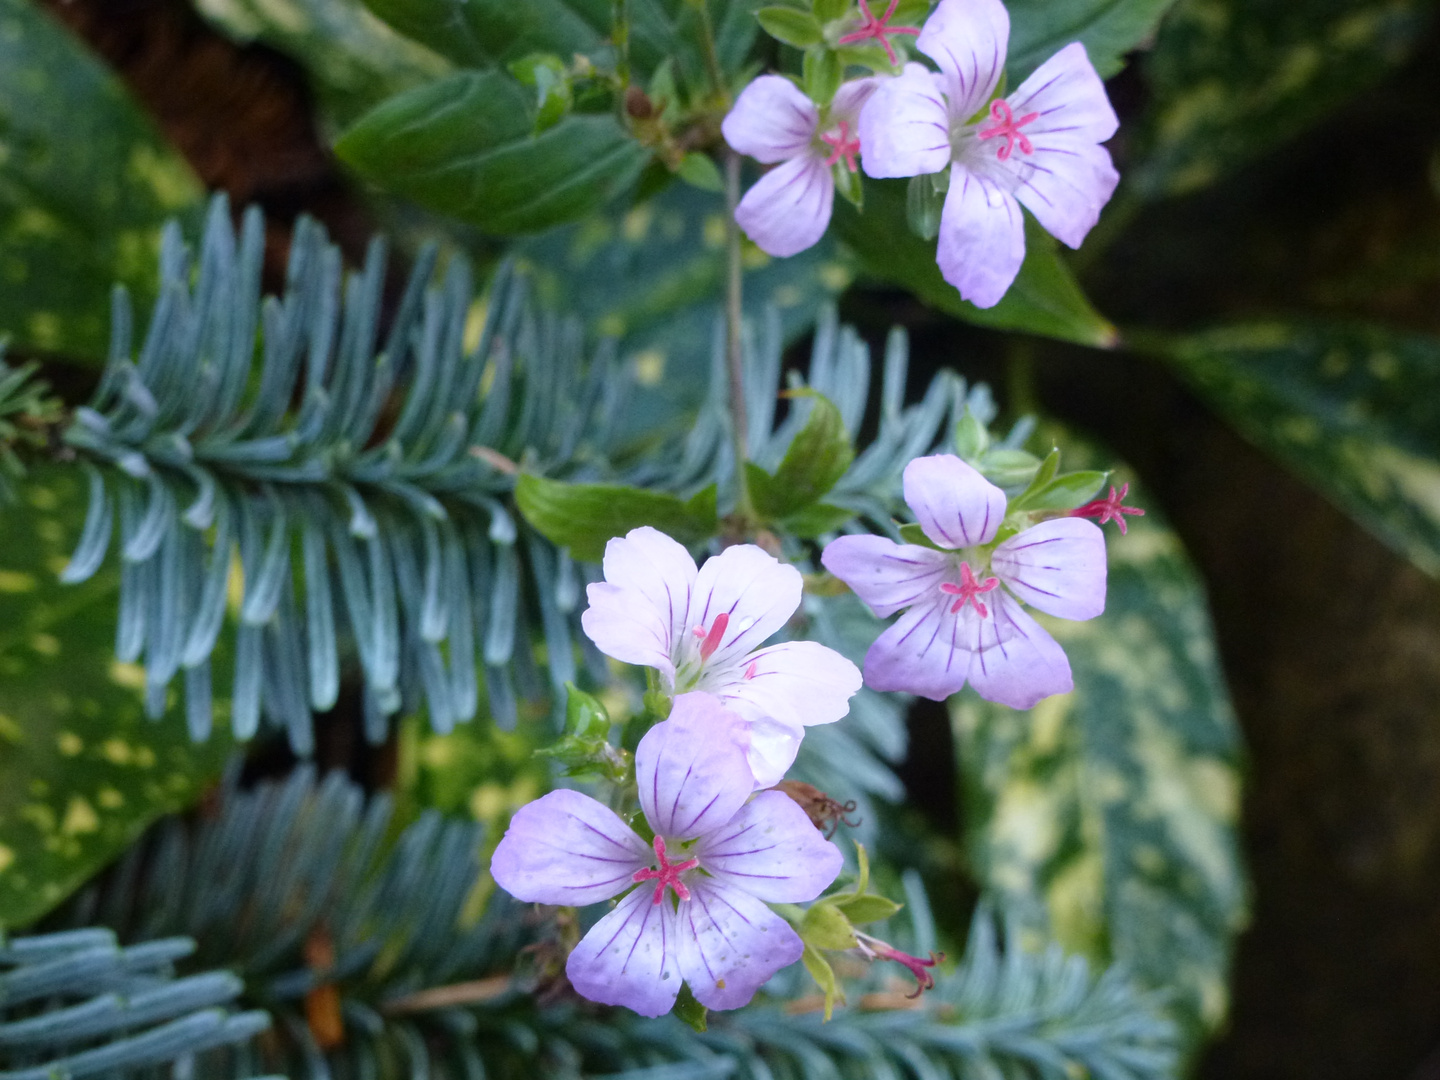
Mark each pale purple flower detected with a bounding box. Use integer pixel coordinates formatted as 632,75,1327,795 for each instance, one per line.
858,0,1120,308
581,527,862,787
490,693,843,1017
821,454,1106,707
722,76,879,257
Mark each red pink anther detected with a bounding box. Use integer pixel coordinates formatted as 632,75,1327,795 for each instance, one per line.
822,120,861,171
631,835,699,905
1071,482,1145,534
837,0,920,65
977,99,1041,161
692,612,730,661
940,562,1000,617
856,931,943,997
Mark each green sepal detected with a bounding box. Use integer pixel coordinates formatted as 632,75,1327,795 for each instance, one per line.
834,893,902,924
564,682,610,739
802,46,842,106
898,522,945,550
801,944,842,1020
801,901,859,950
812,0,847,23
747,390,855,523
976,447,1042,488
508,52,573,134
954,408,990,460
1013,447,1061,505
535,685,628,781
906,174,943,240
515,475,718,562
1012,470,1108,513
757,6,824,47
672,984,708,1032
833,162,863,209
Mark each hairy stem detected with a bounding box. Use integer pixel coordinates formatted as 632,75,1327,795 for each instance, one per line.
724,150,754,521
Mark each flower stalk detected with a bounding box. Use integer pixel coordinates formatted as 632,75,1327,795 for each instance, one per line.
724,149,755,522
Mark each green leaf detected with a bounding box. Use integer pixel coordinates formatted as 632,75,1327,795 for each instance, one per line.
800,901,858,951
800,943,841,1020
1006,0,1181,79
335,70,648,234
515,475,719,561
509,53,574,133
1130,0,1435,199
976,447,1042,488
564,682,611,738
897,522,944,550
802,46,843,106
676,152,724,193
0,466,232,927
1158,322,1440,576
672,983,709,1032
758,5,824,46
952,470,1247,1048
360,0,609,68
905,174,944,241
748,391,855,521
832,178,1117,348
781,501,854,539
833,893,902,924
1012,469,1108,512
0,0,204,363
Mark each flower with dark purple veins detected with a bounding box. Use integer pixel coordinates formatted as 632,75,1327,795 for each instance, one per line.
490,693,843,1017
821,454,1107,707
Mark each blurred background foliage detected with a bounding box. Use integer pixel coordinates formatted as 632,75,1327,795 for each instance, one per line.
0,0,1436,1076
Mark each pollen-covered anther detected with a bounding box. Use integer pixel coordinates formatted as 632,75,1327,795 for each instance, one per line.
837,0,920,65
939,562,1000,616
977,99,1041,161
631,835,700,905
821,121,861,171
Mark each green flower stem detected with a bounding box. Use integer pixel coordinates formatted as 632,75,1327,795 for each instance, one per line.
724,149,755,523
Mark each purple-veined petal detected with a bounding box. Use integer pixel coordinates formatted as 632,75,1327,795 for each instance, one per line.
858,63,951,179
991,518,1107,620
677,878,805,1010
735,155,834,258
711,640,862,730
566,887,682,1017
738,714,804,789
917,0,1009,122
722,75,818,163
903,454,1007,550
936,163,1026,309
967,591,1072,708
831,76,881,126
694,790,843,902
821,535,952,618
688,544,803,669
1007,139,1119,250
1008,42,1118,147
863,595,972,701
490,789,651,906
637,693,754,839
582,527,697,681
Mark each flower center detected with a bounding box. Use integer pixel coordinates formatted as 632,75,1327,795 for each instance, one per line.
977,100,1041,161
632,835,699,905
940,562,1000,617
837,0,920,65
821,121,861,172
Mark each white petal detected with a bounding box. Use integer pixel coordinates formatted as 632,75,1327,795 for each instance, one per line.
991,518,1107,620
581,527,697,680
735,155,834,258
567,887,682,1017
712,640,862,730
830,76,881,126
936,164,1026,309
903,454,1007,549
688,544,803,670
678,879,804,1011
966,591,1072,708
858,63,952,179
694,790,843,902
863,595,972,701
490,789,650,906
1008,42,1118,146
637,693,754,839
1008,139,1119,250
722,75,818,163
917,0,1009,122
740,714,804,788
821,535,952,618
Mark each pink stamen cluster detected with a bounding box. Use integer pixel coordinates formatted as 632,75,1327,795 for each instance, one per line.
1071,483,1145,534
856,931,943,997
822,120,861,171
837,0,920,65
631,835,700,905
691,612,730,662
939,562,1000,617
977,99,1040,161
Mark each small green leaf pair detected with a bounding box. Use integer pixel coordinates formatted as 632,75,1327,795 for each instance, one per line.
746,390,856,537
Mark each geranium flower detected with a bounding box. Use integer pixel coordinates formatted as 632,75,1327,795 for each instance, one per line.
581,527,861,787
858,0,1120,308
722,76,878,257
490,693,843,1017
821,454,1106,707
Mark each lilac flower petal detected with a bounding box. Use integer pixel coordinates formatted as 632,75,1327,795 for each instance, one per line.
695,790,843,902
716,640,861,732
1008,42,1119,146
490,789,651,906
863,596,971,701
739,714,804,789
1008,139,1120,250
917,0,1009,122
722,75,819,163
992,518,1107,620
689,544,803,669
637,693,754,839
967,591,1072,708
821,535,952,618
735,155,834,258
582,527,697,680
831,76,880,126
937,164,1026,309
566,887,682,1017
903,454,1007,550
858,63,951,179
678,878,805,1010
